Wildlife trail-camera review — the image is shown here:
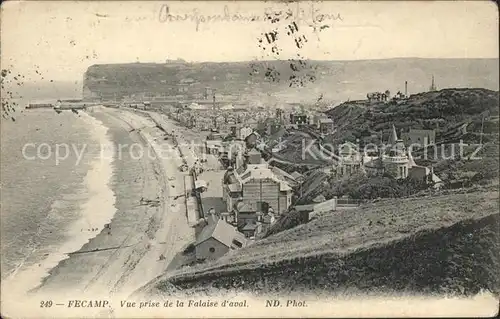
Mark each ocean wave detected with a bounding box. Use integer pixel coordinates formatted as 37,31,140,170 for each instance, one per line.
1,111,117,297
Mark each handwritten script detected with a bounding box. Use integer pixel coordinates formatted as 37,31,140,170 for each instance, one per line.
158,3,343,31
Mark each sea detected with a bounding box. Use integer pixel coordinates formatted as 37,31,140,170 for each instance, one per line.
0,100,117,295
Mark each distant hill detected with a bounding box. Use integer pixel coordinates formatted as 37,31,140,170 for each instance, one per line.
83,58,499,105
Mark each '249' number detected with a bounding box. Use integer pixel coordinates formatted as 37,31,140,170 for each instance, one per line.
40,300,53,307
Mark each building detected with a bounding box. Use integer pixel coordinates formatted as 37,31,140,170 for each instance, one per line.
401,129,436,147
258,118,282,136
205,139,223,155
233,200,277,238
25,103,53,109
238,126,253,140
407,152,443,189
290,113,309,126
82,85,101,101
220,140,246,167
222,149,294,220
335,142,363,176
382,125,410,179
318,117,334,134
204,87,214,99
194,218,247,261
244,131,261,148
290,171,305,184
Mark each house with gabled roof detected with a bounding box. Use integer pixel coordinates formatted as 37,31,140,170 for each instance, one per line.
407,152,444,189
402,128,436,146
290,171,305,183
194,218,247,261
222,149,294,228
244,131,261,148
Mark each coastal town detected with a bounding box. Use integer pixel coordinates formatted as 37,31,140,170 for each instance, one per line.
25,74,496,271
2,2,499,318
152,79,444,265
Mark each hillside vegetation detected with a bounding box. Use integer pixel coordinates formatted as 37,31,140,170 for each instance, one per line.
140,190,499,297
325,88,499,146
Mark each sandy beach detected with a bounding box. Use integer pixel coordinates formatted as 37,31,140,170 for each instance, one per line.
2,107,198,318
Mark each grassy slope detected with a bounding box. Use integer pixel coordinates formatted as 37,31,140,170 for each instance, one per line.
143,190,499,296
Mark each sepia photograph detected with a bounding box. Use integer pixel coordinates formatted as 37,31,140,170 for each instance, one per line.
1,1,499,318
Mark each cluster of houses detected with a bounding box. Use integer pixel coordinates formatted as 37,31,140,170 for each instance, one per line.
187,123,445,263
189,118,445,262
163,101,335,137
335,125,443,188
173,81,445,263
190,124,444,262
190,144,301,262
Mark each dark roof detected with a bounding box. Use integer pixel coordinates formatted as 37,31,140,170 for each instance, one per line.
201,197,227,216
247,148,261,155
244,131,260,140
236,165,247,175
271,166,296,181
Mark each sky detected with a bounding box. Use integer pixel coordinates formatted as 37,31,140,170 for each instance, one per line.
1,1,498,83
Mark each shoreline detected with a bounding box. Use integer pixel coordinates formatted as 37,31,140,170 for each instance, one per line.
1,111,117,298
1,107,197,318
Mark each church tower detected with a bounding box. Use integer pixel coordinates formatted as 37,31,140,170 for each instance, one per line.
383,125,410,179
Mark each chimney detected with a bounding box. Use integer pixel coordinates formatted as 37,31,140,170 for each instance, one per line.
405,81,408,96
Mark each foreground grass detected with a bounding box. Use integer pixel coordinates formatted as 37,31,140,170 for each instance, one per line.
142,190,499,296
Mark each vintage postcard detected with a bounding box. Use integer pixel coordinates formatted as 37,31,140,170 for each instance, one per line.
1,0,499,318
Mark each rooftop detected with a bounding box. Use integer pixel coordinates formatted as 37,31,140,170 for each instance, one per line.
241,222,258,231
235,201,262,212
319,118,334,124
290,171,304,180
195,219,247,248
227,183,242,193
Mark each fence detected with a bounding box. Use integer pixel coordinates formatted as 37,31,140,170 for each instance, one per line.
336,198,362,206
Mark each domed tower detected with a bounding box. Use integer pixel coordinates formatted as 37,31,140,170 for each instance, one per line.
383,125,409,179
